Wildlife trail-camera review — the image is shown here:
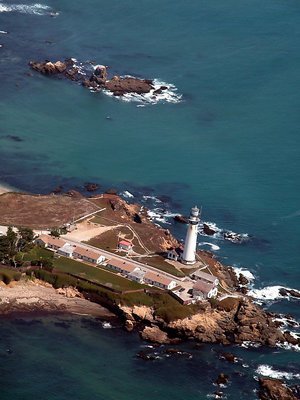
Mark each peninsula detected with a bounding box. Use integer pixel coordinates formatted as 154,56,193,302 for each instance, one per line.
0,188,299,354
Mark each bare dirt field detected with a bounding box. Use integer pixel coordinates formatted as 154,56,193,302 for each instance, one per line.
0,192,100,229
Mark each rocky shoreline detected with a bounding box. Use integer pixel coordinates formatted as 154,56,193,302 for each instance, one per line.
119,296,300,349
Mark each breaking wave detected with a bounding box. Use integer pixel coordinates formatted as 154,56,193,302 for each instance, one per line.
0,3,52,15
232,266,255,283
120,190,134,199
256,364,300,380
248,285,300,303
147,208,177,225
199,221,249,244
198,242,220,251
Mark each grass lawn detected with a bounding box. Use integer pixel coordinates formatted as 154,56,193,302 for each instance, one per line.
91,214,117,226
53,256,144,291
139,256,185,277
22,246,54,262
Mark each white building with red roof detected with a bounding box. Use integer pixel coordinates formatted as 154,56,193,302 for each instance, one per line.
144,271,177,290
35,234,66,251
73,246,105,265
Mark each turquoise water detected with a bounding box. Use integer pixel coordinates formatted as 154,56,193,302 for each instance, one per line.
1,0,300,396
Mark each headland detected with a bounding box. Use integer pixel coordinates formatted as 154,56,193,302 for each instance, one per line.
0,187,299,354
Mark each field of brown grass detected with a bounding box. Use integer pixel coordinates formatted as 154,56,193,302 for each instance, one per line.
0,193,99,229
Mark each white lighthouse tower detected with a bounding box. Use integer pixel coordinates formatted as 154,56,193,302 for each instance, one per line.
181,206,200,264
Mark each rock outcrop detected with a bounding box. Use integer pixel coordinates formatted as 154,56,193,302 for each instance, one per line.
258,378,298,400
202,223,217,235
279,288,300,298
119,298,299,348
141,326,171,344
29,59,167,98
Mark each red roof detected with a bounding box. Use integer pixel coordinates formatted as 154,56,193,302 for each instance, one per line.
119,240,132,247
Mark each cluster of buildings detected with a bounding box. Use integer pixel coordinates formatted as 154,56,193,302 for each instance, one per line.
35,202,220,303
35,234,178,291
106,258,177,290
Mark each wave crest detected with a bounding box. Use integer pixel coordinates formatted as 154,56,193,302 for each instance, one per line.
0,2,52,15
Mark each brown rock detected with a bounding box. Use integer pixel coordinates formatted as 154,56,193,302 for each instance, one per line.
124,319,135,332
216,373,229,385
174,215,188,224
239,274,249,286
140,326,170,344
258,378,297,400
84,182,99,192
288,289,300,298
54,61,67,72
203,223,216,235
284,331,299,346
104,76,153,95
220,352,236,363
94,65,108,81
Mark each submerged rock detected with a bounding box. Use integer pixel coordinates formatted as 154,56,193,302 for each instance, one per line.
220,352,236,363
216,373,229,385
84,182,100,192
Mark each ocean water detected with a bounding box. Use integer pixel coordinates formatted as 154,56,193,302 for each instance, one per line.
1,0,300,397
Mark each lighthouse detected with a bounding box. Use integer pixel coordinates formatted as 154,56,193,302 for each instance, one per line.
181,206,200,264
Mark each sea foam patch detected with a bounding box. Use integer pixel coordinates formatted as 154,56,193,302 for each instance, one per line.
198,242,220,251
0,3,52,15
248,285,299,302
232,267,255,283
256,364,300,380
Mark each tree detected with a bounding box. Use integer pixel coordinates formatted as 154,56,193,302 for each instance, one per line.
17,227,34,252
50,228,60,238
6,226,17,258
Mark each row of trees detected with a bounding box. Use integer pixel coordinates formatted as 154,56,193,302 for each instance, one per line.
0,226,34,267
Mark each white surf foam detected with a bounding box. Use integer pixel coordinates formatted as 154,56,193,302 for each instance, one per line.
198,242,220,251
147,208,177,225
142,195,162,203
273,315,300,329
120,190,134,199
276,341,300,352
232,267,255,283
199,221,249,243
248,285,300,302
0,3,52,15
101,321,112,329
199,221,223,238
256,364,300,380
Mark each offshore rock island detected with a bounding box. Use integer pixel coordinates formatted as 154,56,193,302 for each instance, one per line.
29,59,167,97
0,188,299,357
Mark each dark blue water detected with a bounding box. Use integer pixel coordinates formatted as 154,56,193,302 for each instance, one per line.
1,0,300,396
1,316,299,400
